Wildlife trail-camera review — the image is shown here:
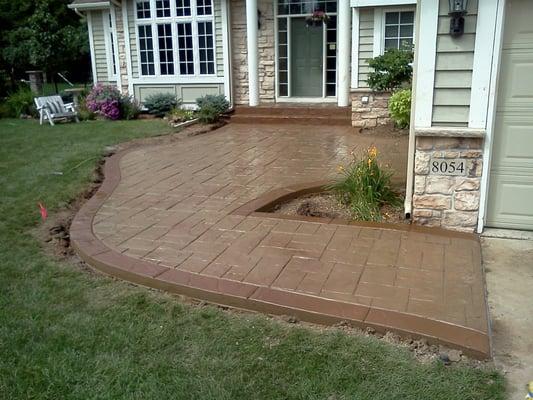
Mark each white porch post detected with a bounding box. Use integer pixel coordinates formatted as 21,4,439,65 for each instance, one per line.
337,0,351,107
246,0,259,106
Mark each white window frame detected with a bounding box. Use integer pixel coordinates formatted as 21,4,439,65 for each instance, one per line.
134,0,217,79
103,8,119,80
373,6,415,57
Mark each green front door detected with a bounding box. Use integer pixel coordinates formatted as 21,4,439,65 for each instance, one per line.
290,18,323,97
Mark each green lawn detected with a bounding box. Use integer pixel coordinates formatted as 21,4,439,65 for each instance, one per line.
0,119,504,399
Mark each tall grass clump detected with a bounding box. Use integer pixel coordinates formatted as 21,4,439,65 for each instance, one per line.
328,146,400,221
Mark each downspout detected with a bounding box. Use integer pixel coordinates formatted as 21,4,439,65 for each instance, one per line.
73,7,85,18
404,3,421,219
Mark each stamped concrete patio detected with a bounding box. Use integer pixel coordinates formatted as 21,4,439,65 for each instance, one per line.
71,123,490,358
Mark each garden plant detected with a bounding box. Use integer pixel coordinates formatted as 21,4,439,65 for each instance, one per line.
329,146,400,221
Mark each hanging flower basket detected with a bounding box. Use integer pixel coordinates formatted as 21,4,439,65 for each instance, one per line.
305,10,330,27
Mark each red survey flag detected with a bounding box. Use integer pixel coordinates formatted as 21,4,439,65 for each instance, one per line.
38,203,48,221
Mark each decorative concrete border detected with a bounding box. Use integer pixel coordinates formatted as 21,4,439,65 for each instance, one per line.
70,147,490,359
232,181,479,241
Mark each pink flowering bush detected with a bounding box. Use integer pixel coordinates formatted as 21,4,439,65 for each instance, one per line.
85,84,122,120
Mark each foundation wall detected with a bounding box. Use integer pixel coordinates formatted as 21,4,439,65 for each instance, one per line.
412,137,483,232
351,90,392,128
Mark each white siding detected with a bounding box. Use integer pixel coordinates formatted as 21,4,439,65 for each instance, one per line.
432,0,478,126
91,10,114,83
127,1,139,78
358,8,374,87
214,0,224,77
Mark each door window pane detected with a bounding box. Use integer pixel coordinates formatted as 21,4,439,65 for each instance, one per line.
277,0,337,16
108,13,117,76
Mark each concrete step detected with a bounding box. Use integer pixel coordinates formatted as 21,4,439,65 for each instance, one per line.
229,114,351,125
233,105,351,117
231,105,352,125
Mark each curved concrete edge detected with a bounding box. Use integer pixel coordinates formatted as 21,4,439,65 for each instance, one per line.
70,147,490,359
233,182,479,241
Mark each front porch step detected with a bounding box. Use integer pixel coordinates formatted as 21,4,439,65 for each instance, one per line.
230,105,352,125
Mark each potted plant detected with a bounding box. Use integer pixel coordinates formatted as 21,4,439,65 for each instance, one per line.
305,10,330,27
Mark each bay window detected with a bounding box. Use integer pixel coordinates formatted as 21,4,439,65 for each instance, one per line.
135,0,216,77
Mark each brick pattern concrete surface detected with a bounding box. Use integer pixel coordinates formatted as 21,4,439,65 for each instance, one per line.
71,124,490,358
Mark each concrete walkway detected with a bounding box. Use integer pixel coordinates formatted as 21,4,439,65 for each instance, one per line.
483,236,533,398
71,124,490,358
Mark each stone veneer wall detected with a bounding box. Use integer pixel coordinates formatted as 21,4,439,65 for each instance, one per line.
230,0,275,105
412,137,484,232
114,6,129,94
351,90,392,128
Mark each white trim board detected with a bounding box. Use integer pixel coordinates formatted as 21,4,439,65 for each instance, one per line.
86,12,98,84
103,7,120,88
68,2,111,10
130,76,225,84
220,0,232,104
351,7,360,89
412,0,438,128
352,0,416,6
372,8,383,57
122,2,134,95
477,0,506,233
276,97,337,103
469,0,499,129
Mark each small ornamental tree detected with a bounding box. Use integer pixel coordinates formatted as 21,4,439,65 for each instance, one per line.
367,49,413,92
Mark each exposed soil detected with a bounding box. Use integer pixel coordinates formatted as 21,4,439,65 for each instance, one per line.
272,191,410,224
359,122,409,137
34,121,224,262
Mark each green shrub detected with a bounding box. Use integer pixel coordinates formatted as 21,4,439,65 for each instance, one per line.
144,93,179,117
167,107,195,124
5,86,36,118
196,103,221,124
195,94,229,124
367,49,413,92
120,96,142,120
196,94,230,115
327,146,400,221
388,89,411,128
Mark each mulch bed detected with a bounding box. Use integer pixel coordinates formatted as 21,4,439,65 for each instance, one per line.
272,191,410,224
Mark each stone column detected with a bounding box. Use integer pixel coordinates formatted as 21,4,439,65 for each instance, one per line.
246,0,259,106
337,0,351,107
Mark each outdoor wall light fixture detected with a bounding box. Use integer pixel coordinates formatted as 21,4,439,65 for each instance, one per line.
448,0,468,37
258,9,262,30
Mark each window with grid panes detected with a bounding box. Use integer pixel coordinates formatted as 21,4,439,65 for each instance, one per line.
135,0,216,77
384,11,414,51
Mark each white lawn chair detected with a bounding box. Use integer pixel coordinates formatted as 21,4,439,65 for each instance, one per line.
34,95,79,126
